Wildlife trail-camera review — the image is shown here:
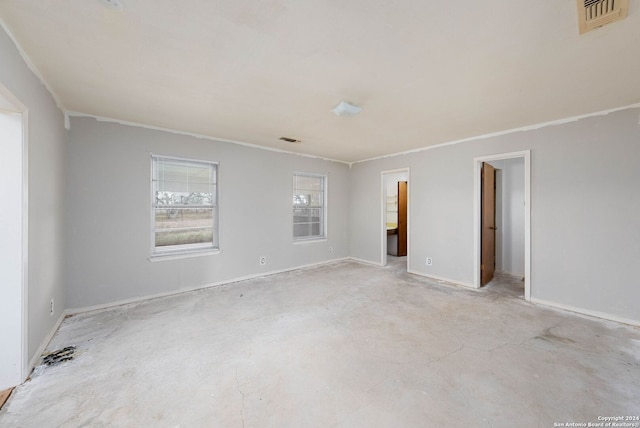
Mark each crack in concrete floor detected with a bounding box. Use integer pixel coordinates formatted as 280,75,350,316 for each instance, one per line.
235,368,245,428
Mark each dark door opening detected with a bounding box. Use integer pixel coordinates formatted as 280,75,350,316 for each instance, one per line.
481,162,496,286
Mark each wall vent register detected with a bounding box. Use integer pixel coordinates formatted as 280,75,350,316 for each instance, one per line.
578,0,628,34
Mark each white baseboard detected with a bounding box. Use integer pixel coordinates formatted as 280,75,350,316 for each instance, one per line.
348,257,384,267
29,260,639,377
407,269,477,290
495,270,524,280
66,257,350,316
27,311,66,374
530,297,640,327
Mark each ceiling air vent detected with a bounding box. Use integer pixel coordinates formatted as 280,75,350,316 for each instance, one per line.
578,0,628,34
279,137,301,143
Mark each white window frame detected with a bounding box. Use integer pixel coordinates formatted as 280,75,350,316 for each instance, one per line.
150,155,219,259
292,172,327,242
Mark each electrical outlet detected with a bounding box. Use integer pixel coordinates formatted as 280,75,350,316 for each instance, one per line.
426,257,433,266
259,256,267,266
50,298,54,316
328,247,334,255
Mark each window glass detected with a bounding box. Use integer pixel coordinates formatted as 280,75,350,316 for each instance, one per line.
293,173,325,240
152,156,218,254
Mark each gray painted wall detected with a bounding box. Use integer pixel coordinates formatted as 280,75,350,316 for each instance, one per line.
350,108,640,323
3,20,639,368
0,26,67,360
65,117,350,308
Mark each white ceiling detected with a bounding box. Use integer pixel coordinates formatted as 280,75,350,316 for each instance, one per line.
1,0,639,162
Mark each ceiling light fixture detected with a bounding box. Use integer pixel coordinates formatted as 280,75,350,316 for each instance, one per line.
332,101,362,117
100,0,124,11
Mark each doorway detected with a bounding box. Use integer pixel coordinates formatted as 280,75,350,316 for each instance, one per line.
381,169,409,268
0,84,28,390
474,151,530,300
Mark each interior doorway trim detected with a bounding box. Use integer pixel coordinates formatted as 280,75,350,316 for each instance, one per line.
0,82,29,389
380,168,410,267
473,150,530,300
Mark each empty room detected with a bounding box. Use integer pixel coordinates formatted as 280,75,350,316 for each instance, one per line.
1,1,639,426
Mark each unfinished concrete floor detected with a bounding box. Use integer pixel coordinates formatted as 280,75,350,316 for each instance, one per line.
1,260,639,427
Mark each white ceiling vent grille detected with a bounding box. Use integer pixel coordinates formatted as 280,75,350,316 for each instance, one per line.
578,0,628,34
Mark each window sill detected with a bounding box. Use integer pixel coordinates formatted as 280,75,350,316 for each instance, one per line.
293,238,327,245
149,249,220,262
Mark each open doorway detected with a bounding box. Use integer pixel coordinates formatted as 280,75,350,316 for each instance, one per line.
0,84,28,391
474,151,530,300
381,168,409,270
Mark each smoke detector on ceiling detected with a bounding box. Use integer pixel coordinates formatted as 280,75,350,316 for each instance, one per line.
100,0,124,11
577,0,628,34
332,101,362,117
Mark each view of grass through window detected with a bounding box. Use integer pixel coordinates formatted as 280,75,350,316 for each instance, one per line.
152,156,218,253
293,173,325,240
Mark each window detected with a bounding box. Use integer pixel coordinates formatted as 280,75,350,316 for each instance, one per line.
293,173,326,240
152,155,218,255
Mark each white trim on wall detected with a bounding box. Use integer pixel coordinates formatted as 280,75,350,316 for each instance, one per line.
0,83,29,388
473,150,531,300
21,105,29,386
349,257,384,267
530,298,640,328
0,18,66,114
68,111,349,165
353,103,640,165
406,269,476,290
66,257,350,316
